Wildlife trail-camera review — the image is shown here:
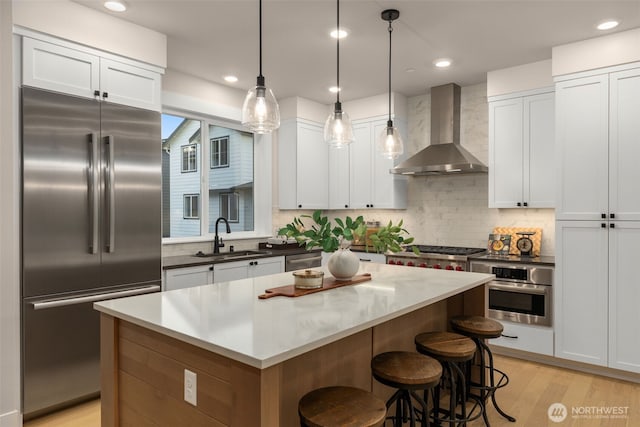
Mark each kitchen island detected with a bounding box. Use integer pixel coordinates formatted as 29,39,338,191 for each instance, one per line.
95,262,493,426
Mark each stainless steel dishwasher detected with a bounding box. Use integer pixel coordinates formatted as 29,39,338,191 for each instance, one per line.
285,252,322,271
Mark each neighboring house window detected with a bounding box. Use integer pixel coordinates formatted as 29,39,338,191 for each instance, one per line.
181,144,197,172
183,194,199,219
211,137,229,168
220,192,239,222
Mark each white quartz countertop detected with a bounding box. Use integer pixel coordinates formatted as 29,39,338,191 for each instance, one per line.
95,263,493,369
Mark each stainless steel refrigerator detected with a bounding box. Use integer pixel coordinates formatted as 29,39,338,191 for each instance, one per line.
21,86,161,419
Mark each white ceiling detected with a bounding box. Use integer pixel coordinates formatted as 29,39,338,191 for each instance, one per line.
75,0,640,104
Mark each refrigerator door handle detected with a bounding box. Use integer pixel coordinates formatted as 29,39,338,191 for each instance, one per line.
88,133,99,254
30,285,160,310
105,135,116,253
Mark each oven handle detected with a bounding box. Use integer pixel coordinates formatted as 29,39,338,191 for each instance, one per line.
488,281,548,295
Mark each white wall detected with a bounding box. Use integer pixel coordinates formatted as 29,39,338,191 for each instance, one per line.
487,59,553,97
553,27,640,77
12,0,166,68
1,0,21,424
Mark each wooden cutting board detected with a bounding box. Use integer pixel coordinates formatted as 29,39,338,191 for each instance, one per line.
492,227,542,256
258,273,372,299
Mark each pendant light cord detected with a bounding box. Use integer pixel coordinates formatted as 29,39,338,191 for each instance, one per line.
336,0,340,105
387,19,392,123
259,0,263,79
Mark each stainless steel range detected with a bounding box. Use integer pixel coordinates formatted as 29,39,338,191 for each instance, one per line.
386,245,486,271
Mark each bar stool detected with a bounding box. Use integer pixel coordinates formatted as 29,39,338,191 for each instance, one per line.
415,331,484,427
450,316,516,425
298,386,387,427
371,351,442,427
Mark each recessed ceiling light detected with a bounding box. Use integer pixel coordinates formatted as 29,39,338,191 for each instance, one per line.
329,86,341,93
330,29,348,39
597,20,619,30
104,1,127,12
433,58,452,68
224,75,238,83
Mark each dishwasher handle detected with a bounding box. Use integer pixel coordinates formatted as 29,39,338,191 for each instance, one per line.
31,285,160,310
286,255,322,264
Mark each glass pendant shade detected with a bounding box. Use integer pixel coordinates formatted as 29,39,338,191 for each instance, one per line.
242,78,280,134
377,121,404,159
324,103,354,148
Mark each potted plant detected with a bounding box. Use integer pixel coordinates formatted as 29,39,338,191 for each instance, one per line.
278,211,416,280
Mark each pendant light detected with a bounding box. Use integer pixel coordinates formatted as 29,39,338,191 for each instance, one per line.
242,0,280,134
378,9,404,159
324,0,354,147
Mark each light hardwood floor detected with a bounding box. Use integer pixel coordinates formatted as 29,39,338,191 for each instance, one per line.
24,355,639,427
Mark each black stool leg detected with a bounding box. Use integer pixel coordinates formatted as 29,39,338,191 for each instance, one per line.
478,339,516,423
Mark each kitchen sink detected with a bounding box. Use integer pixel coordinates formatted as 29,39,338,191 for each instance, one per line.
193,250,271,260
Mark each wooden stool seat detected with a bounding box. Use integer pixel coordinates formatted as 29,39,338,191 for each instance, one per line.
298,386,387,427
371,351,442,389
450,315,503,339
414,331,476,362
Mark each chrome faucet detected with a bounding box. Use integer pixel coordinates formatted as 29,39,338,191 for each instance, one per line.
213,217,231,253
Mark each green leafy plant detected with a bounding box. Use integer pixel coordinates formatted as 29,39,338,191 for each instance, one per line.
278,211,366,252
278,210,418,254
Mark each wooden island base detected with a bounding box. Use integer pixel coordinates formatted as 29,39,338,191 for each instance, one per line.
100,286,484,427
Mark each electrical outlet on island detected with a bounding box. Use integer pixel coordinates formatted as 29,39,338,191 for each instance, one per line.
184,369,197,406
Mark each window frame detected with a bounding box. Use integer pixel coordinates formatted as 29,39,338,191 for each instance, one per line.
183,193,200,219
210,136,229,169
161,102,272,245
181,143,198,173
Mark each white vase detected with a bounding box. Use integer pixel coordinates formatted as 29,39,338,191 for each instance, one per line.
327,248,360,281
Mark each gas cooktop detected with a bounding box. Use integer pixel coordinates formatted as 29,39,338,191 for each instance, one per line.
405,245,486,256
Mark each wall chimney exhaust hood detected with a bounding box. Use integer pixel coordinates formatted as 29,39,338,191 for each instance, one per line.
391,83,487,175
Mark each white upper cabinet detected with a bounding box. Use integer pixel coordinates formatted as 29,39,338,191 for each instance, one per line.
555,74,609,220
328,145,351,209
488,89,555,208
22,37,162,111
556,66,640,221
349,118,407,210
278,118,328,210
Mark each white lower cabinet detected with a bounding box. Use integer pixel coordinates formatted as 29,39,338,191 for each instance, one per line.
555,220,640,373
164,265,213,291
213,256,285,283
488,320,554,356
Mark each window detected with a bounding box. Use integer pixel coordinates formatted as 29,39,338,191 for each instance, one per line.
211,137,229,168
220,192,239,222
181,144,197,172
162,111,265,240
183,194,199,219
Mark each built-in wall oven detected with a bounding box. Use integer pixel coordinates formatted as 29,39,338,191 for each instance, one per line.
470,259,554,327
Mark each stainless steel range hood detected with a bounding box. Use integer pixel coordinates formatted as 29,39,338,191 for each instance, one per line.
392,83,487,175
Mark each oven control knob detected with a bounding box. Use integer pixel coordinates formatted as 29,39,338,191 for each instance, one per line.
419,262,427,268
396,260,404,266
433,264,441,269
445,265,454,270
388,260,396,265
455,266,463,271
407,261,415,267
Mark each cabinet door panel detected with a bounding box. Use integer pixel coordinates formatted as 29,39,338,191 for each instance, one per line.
608,222,640,373
371,119,401,209
252,257,284,278
525,93,555,208
555,76,609,220
609,69,640,221
555,221,608,366
23,37,99,99
350,123,373,209
100,58,161,111
164,266,212,291
489,98,523,208
213,260,250,283
328,146,350,209
296,122,328,209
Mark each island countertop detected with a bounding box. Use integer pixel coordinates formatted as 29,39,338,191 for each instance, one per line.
94,263,493,369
